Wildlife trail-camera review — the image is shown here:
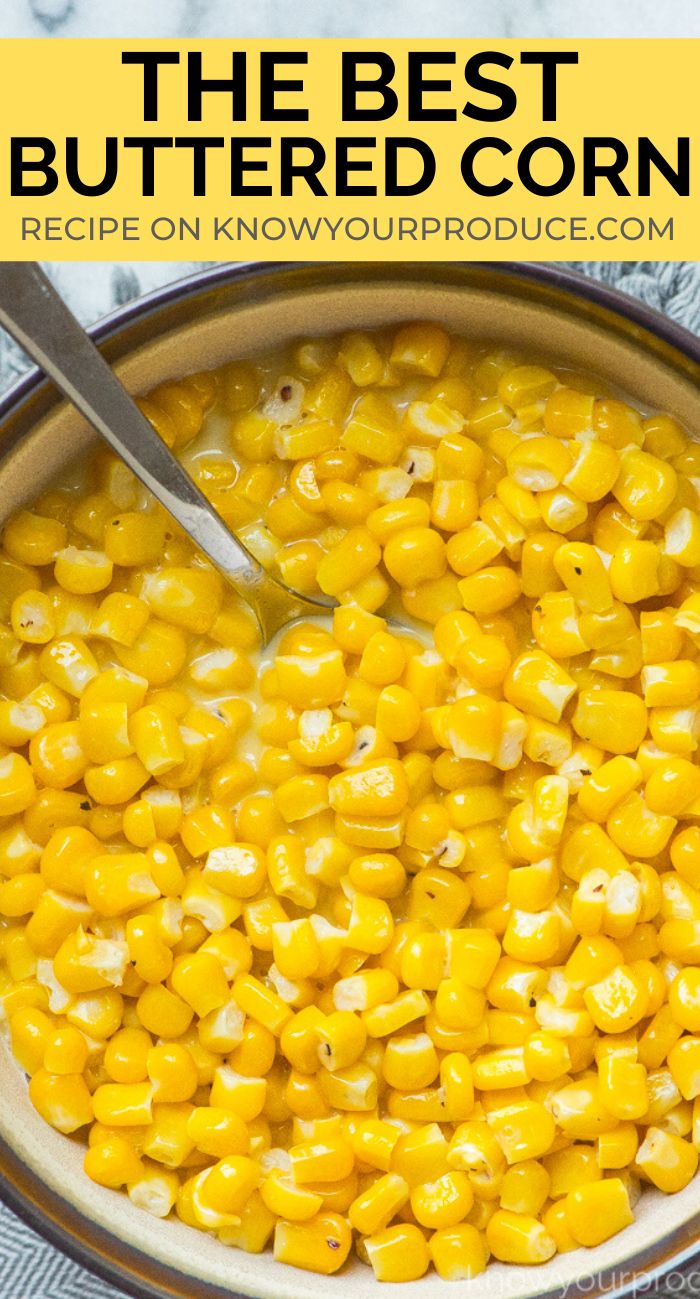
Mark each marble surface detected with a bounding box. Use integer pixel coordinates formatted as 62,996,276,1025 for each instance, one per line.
2,0,700,38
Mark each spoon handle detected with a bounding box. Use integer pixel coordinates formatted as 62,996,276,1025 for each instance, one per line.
0,262,331,641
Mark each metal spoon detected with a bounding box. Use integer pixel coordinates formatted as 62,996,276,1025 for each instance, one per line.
0,262,334,644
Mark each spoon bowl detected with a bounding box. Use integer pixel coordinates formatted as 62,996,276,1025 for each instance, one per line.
0,262,335,644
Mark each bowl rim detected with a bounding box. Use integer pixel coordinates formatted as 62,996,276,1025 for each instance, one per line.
1,260,699,430
1,257,700,1299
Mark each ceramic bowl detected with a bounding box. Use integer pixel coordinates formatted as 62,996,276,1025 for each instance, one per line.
1,261,700,1299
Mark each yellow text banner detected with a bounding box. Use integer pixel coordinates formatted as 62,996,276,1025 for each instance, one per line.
0,38,695,259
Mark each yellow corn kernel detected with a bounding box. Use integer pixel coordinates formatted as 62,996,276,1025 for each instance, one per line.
84,1134,144,1189
313,527,381,598
144,1042,198,1104
183,1106,247,1159
504,650,575,725
649,703,700,756
645,758,700,816
54,546,113,595
473,1047,530,1092
429,1222,489,1280
126,1164,179,1219
136,982,193,1038
560,433,618,497
347,1120,397,1174
664,506,700,566
289,1133,354,1184
288,708,354,768
607,792,675,858
9,1005,52,1074
124,704,183,776
4,928,37,984
578,756,642,822
326,761,408,822
0,825,41,882
382,1032,439,1090
28,1068,94,1134
318,1059,378,1111
531,594,584,663
10,589,54,645
91,594,150,651
115,618,188,687
635,1126,699,1193
597,1123,639,1171
260,1167,323,1224
522,1029,571,1082
0,870,46,917
232,973,292,1036
583,963,649,1033
486,1208,556,1265
668,1035,700,1100
4,510,67,566
440,693,501,765
591,397,643,448
103,1027,151,1084
572,690,647,755
505,435,569,492
445,522,503,580
207,1063,266,1121
497,1160,549,1219
446,1117,507,1188
391,322,450,376
486,1098,555,1164
137,564,222,635
641,609,684,666
430,428,479,481
408,1170,473,1230
609,540,660,603
668,968,700,1034
29,718,89,790
347,1171,407,1236
430,477,478,533
316,1010,366,1072
458,563,521,616
364,1222,431,1282
612,446,677,521
506,775,569,863
0,747,38,818
503,909,561,963
564,1177,633,1246
597,1051,648,1119
273,1211,351,1275
438,1051,474,1122
434,977,484,1032
642,660,700,708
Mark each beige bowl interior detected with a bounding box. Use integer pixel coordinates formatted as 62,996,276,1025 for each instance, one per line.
1,266,700,1298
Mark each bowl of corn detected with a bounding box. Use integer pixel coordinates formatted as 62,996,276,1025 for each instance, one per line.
1,261,700,1299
